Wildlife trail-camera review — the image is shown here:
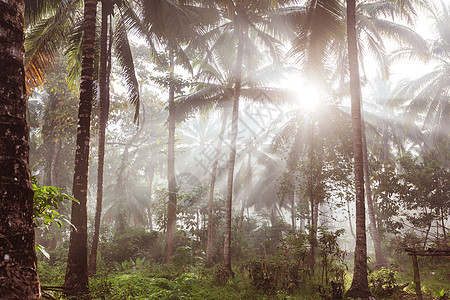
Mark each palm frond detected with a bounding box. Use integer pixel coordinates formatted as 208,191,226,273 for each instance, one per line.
114,9,140,122
25,0,81,92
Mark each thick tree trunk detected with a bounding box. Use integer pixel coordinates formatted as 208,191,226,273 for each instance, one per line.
361,114,387,269
0,1,42,298
165,48,177,263
89,2,110,276
64,0,97,295
206,108,228,266
224,27,245,274
345,0,370,297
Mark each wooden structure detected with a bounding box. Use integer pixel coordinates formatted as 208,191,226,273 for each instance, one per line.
404,247,450,300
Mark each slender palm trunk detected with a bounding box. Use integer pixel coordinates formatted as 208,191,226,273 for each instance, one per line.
0,1,41,298
165,47,177,263
64,0,97,295
50,140,62,187
238,153,252,229
89,3,110,276
147,158,155,231
361,113,387,268
347,198,356,239
206,108,228,266
291,191,296,231
308,120,317,275
224,26,245,273
346,0,370,297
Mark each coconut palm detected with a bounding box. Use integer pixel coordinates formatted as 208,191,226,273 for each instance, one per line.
345,0,370,296
63,0,97,295
203,0,294,274
390,0,450,144
287,0,427,272
176,41,292,269
127,0,216,263
0,1,41,298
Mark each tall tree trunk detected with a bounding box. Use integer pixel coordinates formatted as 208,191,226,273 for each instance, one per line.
89,2,111,276
361,112,387,269
165,47,177,263
345,0,370,297
347,198,356,239
206,108,228,266
238,152,252,229
64,0,97,295
147,158,155,231
299,194,305,233
224,26,245,274
290,191,296,231
0,1,42,298
50,140,62,187
308,119,317,275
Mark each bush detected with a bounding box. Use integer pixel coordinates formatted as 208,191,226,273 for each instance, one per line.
368,268,398,297
100,228,162,265
245,232,309,295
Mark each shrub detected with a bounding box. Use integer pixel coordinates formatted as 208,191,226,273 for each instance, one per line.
100,228,162,265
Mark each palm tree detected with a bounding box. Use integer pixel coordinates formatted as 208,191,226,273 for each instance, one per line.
130,0,220,263
345,0,370,297
287,0,426,270
24,0,141,279
176,37,292,269
390,0,450,144
63,0,97,295
0,1,41,299
89,0,141,275
206,108,228,265
89,0,111,275
213,0,292,274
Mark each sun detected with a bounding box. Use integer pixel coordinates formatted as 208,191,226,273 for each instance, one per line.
285,77,322,112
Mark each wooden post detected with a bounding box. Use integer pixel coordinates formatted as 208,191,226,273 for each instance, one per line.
411,254,422,300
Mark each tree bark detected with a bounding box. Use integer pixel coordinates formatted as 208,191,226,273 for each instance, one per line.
290,191,295,231
345,0,370,297
361,112,387,269
50,140,62,187
89,2,111,276
0,1,42,298
347,198,356,239
165,47,177,263
224,25,245,274
238,152,252,229
147,157,155,231
206,108,228,266
64,0,97,295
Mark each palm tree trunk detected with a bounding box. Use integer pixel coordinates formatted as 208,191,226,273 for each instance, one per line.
224,26,245,274
64,0,97,295
50,140,62,187
361,114,387,269
238,152,252,229
290,191,296,231
147,158,155,231
206,108,228,266
165,47,177,263
347,198,355,239
89,2,110,276
345,0,370,297
308,119,317,275
0,1,41,298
